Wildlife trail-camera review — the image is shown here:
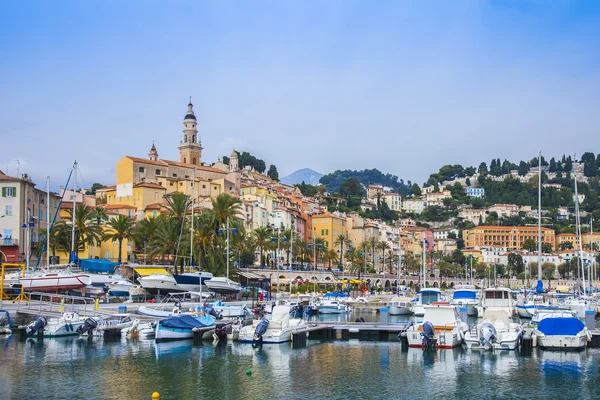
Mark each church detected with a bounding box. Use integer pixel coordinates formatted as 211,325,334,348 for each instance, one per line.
98,100,241,219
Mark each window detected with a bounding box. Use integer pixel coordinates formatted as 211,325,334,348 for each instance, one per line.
153,211,157,217
2,187,16,197
202,185,206,189
4,205,12,215
325,229,329,235
155,169,161,175
184,158,187,163
170,183,174,186
185,175,189,179
172,173,177,178
321,229,324,235
3,229,12,242
192,157,196,164
139,167,145,173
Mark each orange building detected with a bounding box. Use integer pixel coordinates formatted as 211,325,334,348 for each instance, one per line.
465,226,555,250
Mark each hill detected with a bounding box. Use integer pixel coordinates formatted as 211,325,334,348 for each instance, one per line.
281,168,323,186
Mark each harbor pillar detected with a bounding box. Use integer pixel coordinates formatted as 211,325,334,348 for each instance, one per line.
585,310,595,330
459,307,468,323
380,307,389,325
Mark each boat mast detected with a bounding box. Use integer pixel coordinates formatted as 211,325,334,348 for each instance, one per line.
537,152,542,292
226,215,230,279
574,167,586,295
46,176,50,269
70,161,77,264
190,168,195,268
422,237,426,289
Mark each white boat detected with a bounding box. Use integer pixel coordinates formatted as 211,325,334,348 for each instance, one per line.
450,285,478,316
388,297,413,315
137,292,213,318
121,319,156,339
403,303,468,349
98,313,134,331
138,273,182,296
564,297,594,319
154,314,215,341
463,310,523,351
173,271,214,292
317,300,351,314
204,277,242,295
531,309,578,324
412,288,442,317
476,287,516,317
72,285,105,298
19,270,92,292
239,305,307,344
108,279,136,296
208,300,252,318
26,312,101,337
85,273,124,288
534,316,590,351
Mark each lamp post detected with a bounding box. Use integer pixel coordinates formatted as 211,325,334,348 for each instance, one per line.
22,221,35,271
218,216,238,279
307,238,322,294
270,226,287,271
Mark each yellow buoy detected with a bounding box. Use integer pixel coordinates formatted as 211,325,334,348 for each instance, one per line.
152,392,160,399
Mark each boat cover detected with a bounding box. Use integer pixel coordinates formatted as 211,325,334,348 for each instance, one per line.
80,259,119,273
537,317,585,336
452,291,476,299
324,293,349,298
159,315,214,329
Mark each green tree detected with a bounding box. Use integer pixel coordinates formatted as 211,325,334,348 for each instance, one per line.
64,203,103,260
377,241,392,273
478,162,488,175
411,184,422,196
103,215,135,262
85,183,106,195
522,238,537,252
339,178,364,198
507,252,525,278
267,164,279,181
518,161,529,176
559,241,574,250
252,227,271,267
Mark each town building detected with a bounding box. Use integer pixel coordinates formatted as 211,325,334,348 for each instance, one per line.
464,226,555,251
458,207,487,225
382,193,402,211
466,187,485,198
312,213,346,250
555,233,578,250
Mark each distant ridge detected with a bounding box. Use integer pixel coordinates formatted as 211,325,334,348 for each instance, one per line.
280,168,323,186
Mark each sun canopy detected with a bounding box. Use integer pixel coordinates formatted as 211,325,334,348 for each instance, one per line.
324,292,349,298
452,290,476,300
537,317,585,336
80,259,119,274
134,267,170,277
159,315,214,329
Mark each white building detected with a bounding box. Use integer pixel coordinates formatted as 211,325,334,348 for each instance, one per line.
433,228,459,240
466,187,485,198
401,198,425,214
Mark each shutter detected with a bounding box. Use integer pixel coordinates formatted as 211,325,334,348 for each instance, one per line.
1,187,5,197
12,187,16,196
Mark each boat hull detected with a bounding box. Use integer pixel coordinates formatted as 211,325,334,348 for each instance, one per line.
155,325,214,341
139,276,183,295
19,274,92,292
406,328,463,349
516,305,535,319
536,333,588,351
205,279,241,295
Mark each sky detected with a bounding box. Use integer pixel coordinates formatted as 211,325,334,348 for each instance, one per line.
1,1,600,190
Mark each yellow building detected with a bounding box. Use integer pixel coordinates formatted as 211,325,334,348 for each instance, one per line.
555,233,578,249
582,232,600,250
312,213,347,250
465,226,555,250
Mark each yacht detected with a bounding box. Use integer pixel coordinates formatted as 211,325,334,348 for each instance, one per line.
317,299,351,314
204,277,242,295
403,303,468,349
388,297,413,315
412,288,442,317
155,314,216,341
108,279,137,296
534,316,590,351
138,273,182,296
173,271,214,292
239,305,307,344
450,285,478,316
476,287,516,317
19,270,92,292
463,310,523,351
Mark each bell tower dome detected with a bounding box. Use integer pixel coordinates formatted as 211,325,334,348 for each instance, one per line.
178,97,202,165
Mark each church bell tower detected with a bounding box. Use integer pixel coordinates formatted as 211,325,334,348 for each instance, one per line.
178,98,203,166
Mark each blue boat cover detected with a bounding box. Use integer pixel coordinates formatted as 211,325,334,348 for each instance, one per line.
80,259,119,273
535,279,545,294
324,293,349,298
159,315,214,329
537,318,585,336
452,291,476,300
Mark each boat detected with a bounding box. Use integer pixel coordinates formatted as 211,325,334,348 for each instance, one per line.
173,271,214,292
208,300,252,318
204,277,242,295
121,319,157,339
108,279,137,296
317,299,351,314
72,285,105,297
450,285,478,316
98,313,134,331
403,303,468,349
138,273,182,296
238,305,307,344
154,314,215,341
531,308,578,324
533,316,590,351
463,310,523,351
476,287,516,317
387,296,413,315
412,288,442,317
19,270,92,292
137,292,208,318
85,272,124,289
298,294,319,315
25,312,102,337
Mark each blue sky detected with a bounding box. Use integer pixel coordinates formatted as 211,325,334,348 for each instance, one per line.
1,1,600,190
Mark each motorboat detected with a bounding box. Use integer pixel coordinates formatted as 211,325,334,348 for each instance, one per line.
173,271,214,292
476,287,516,317
450,285,478,316
19,270,92,292
25,312,101,338
98,313,134,331
204,277,242,295
529,306,573,323
463,310,523,351
412,288,442,317
155,314,216,341
298,294,319,315
121,319,157,339
239,305,307,344
388,297,413,315
85,272,124,289
317,300,351,314
208,300,252,318
403,303,468,349
108,279,137,296
138,273,182,296
564,297,595,319
533,316,590,351
138,292,209,318
71,285,105,298
516,295,549,318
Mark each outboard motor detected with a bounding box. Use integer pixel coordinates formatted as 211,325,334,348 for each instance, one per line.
206,306,222,320
479,321,497,350
253,318,269,344
214,324,229,343
421,321,436,348
355,317,365,323
76,318,99,335
26,317,48,337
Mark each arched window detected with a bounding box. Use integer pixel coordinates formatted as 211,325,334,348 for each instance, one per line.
192,135,196,142
183,158,187,164
184,135,188,143
192,157,196,164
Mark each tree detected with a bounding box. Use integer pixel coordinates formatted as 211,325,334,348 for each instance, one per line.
339,178,364,198
542,262,556,282
564,156,573,172
507,252,525,278
478,162,488,175
296,181,318,197
85,183,106,195
267,164,279,181
518,161,529,176
164,192,190,220
64,203,103,260
334,233,351,269
252,227,271,267
377,241,392,273
464,167,476,176
522,238,537,252
411,184,422,196
542,242,553,253
103,215,135,262
465,178,471,187
548,157,557,172
559,241,574,250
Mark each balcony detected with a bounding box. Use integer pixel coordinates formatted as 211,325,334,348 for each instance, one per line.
1,239,19,246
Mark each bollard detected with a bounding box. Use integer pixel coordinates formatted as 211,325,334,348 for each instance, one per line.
118,305,127,314
95,298,99,311
459,307,468,324
59,299,64,313
585,310,595,330
152,392,160,399
380,307,389,325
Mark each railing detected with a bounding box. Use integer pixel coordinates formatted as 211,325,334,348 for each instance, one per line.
1,239,18,246
17,292,99,316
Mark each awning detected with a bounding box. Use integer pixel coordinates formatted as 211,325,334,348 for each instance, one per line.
237,271,267,281
134,267,170,277
555,285,569,294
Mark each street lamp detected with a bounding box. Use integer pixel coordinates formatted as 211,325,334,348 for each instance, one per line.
307,238,323,293
218,216,238,280
270,227,287,271
22,221,35,271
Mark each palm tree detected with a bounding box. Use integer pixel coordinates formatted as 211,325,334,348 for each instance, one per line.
209,193,242,228
149,218,187,265
89,206,108,225
103,215,135,262
252,226,271,267
164,191,190,220
133,216,162,261
385,250,397,273
322,248,338,269
334,233,351,269
366,236,380,272
378,241,392,273
64,203,103,259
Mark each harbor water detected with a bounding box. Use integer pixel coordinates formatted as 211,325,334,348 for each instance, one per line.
1,324,600,399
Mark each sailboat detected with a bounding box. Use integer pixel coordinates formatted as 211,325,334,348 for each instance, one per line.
18,162,92,292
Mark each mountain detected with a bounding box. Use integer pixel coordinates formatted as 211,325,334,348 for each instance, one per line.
280,168,324,186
